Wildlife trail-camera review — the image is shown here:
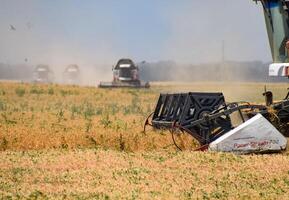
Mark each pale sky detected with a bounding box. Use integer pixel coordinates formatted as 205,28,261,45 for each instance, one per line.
0,0,271,66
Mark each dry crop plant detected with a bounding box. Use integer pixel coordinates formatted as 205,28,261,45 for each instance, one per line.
0,82,289,199
0,82,176,151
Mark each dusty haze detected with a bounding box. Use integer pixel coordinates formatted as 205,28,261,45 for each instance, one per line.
0,0,273,85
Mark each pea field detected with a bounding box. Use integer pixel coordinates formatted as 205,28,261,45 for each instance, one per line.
0,81,289,199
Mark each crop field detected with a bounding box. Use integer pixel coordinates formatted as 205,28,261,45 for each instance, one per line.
0,81,289,199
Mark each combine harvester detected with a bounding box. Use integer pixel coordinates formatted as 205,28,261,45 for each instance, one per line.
145,0,289,154
63,64,81,85
99,58,150,88
33,64,54,83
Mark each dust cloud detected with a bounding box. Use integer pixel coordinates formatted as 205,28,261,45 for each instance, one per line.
0,1,274,85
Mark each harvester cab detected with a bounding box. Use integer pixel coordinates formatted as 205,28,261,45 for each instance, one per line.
63,64,81,85
255,0,289,77
33,64,54,83
99,58,150,88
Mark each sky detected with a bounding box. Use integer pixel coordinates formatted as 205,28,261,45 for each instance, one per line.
0,0,272,66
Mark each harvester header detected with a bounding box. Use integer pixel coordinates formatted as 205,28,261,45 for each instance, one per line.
145,92,289,153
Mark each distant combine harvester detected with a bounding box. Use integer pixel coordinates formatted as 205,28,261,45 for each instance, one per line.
99,58,150,88
33,64,54,83
63,64,81,85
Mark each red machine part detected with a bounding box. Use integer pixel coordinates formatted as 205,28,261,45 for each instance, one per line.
285,66,289,76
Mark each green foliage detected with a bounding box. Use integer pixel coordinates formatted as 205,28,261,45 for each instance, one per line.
85,135,99,148
19,102,29,111
95,107,103,115
119,133,125,151
60,136,68,149
83,104,95,119
30,87,45,94
0,137,8,150
85,118,93,133
123,96,143,115
113,119,128,131
68,193,110,200
0,100,6,111
60,89,79,96
48,87,54,95
100,113,112,128
71,105,81,115
70,104,103,120
15,87,25,97
28,190,48,200
107,103,119,115
0,89,5,95
1,113,17,125
57,109,64,122
127,89,138,96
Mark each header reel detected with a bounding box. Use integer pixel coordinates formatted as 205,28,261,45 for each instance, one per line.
144,92,289,151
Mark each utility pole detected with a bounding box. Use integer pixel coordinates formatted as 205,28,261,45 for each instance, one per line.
222,40,225,63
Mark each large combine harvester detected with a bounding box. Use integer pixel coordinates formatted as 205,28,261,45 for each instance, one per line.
99,58,150,88
145,0,289,153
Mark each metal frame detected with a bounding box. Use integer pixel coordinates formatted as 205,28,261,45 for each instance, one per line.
145,91,289,150
145,93,228,145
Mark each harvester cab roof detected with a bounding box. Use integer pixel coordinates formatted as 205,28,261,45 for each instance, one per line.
114,59,138,70
34,65,50,73
65,64,79,73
